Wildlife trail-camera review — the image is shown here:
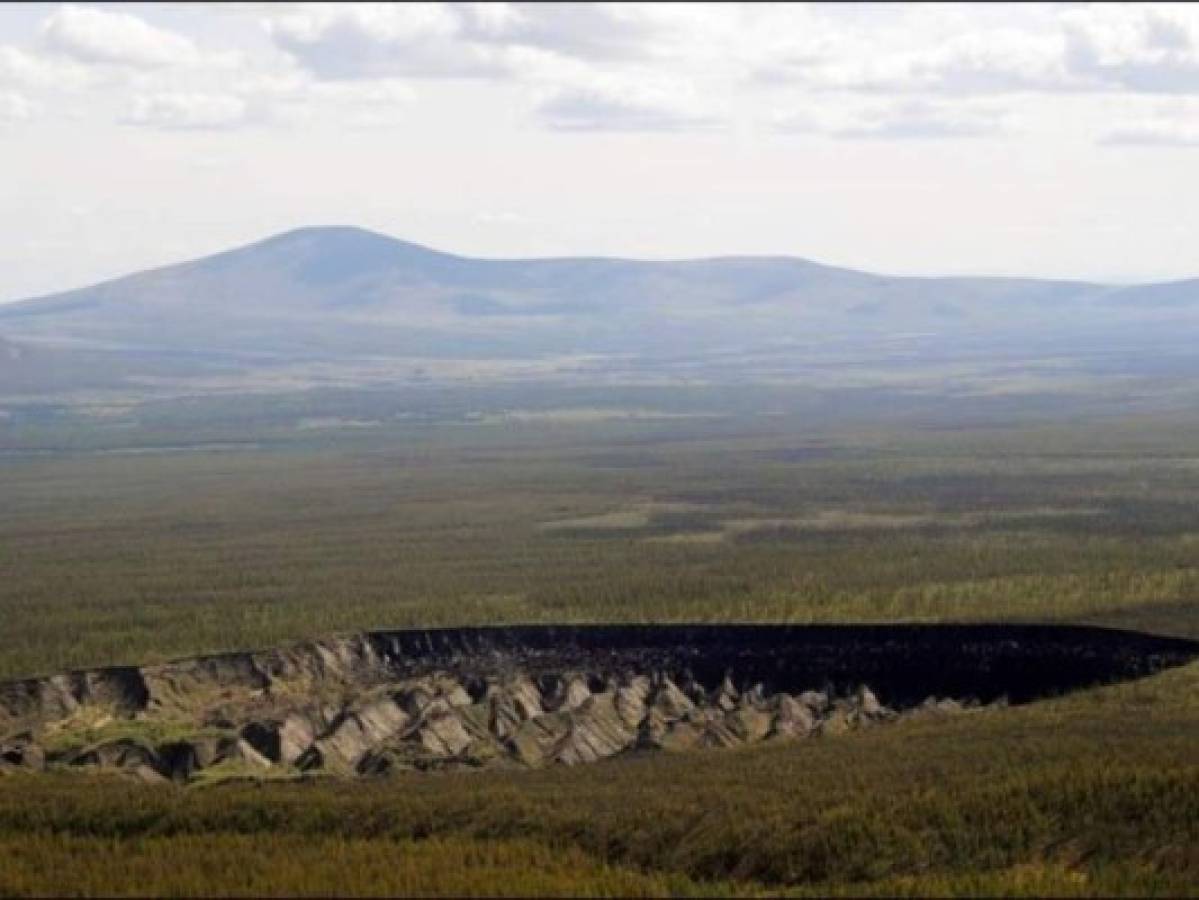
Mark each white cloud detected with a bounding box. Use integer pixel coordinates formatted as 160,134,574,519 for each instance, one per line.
745,7,1070,93
263,3,509,79
464,3,678,61
260,2,692,80
1062,4,1199,93
1100,101,1199,146
245,3,1199,143
116,72,418,131
813,30,1073,95
1102,122,1199,146
122,92,251,130
768,107,824,135
17,4,420,132
237,66,418,117
306,78,416,105
278,77,416,128
836,100,1011,140
771,98,1011,140
41,4,202,69
534,77,721,132
0,44,94,91
0,89,37,124
753,4,1199,97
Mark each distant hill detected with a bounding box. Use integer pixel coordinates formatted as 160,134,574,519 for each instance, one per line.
1,226,1196,373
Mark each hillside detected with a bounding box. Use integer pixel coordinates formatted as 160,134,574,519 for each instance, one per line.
4,226,1192,358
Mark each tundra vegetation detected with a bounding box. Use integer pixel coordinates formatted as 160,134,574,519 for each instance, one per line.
1,387,1198,895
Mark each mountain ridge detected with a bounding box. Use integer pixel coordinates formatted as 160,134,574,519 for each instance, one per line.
1,226,1195,368
3,225,1120,311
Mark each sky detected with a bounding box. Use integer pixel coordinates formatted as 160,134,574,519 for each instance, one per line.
2,2,1198,302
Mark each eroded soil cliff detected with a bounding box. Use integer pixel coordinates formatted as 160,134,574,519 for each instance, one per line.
1,625,1194,782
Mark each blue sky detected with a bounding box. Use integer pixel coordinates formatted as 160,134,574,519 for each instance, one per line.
2,2,1198,300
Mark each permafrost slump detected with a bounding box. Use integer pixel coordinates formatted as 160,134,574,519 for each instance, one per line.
1,625,1195,782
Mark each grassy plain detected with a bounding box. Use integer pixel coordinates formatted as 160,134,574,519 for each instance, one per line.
4,393,1199,678
2,385,1199,895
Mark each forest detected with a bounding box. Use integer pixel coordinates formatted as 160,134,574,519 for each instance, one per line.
2,403,1198,895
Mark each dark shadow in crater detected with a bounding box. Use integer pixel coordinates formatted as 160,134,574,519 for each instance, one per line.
372,623,1199,707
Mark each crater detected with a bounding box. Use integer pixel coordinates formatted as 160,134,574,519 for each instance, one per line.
1,625,1194,783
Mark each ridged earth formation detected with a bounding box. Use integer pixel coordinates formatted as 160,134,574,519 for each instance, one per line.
1,625,1194,782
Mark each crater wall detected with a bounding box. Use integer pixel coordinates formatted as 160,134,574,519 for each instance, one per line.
1,624,1195,782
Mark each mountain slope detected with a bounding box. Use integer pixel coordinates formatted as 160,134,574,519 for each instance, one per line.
0,226,1195,363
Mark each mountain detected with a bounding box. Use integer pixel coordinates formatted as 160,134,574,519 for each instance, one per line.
1,226,1196,375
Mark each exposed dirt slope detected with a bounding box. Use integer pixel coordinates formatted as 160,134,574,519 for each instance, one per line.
2,625,1194,782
